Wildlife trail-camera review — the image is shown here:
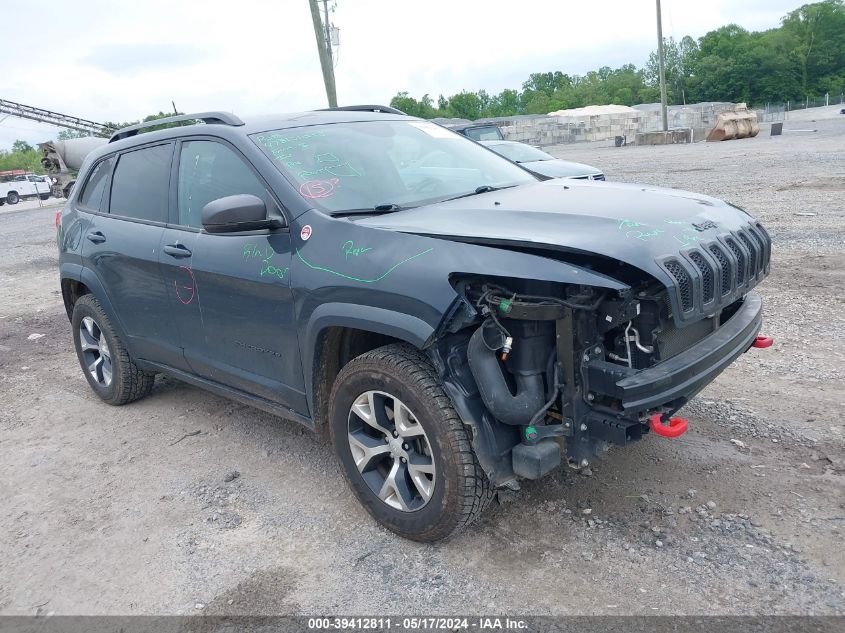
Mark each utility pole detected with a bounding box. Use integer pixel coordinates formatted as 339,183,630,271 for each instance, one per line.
656,0,668,132
309,0,337,107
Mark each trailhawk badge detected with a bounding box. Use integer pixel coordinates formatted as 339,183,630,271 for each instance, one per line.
300,225,313,241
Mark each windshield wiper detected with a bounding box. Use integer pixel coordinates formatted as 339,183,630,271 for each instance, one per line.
331,203,407,217
442,184,517,202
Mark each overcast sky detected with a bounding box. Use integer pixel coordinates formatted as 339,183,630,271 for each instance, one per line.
1,0,800,149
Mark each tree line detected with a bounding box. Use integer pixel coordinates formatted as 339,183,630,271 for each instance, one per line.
391,0,845,119
0,140,43,174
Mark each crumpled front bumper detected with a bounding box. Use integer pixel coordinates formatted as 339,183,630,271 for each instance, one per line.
588,292,763,413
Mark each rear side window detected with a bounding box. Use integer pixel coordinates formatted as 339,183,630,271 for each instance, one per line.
177,140,267,229
78,157,114,211
465,127,504,141
109,144,172,222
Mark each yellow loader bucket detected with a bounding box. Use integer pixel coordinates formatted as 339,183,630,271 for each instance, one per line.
706,104,760,142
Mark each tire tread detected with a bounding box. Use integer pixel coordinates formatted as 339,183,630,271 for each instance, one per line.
74,294,154,406
334,343,494,540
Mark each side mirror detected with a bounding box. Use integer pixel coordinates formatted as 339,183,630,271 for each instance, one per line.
201,194,286,233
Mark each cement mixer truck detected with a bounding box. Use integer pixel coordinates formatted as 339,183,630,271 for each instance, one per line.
39,136,107,199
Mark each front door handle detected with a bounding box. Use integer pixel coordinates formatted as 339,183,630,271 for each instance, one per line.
163,244,192,258
86,231,106,244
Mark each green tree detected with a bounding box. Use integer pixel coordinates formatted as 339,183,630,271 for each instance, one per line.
446,91,483,119
0,148,44,174
487,89,521,117
646,36,699,103
389,1,845,115
58,129,91,141
781,0,845,97
99,111,185,138
11,140,33,153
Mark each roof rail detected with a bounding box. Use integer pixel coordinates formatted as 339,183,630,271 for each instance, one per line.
109,111,244,143
319,105,407,115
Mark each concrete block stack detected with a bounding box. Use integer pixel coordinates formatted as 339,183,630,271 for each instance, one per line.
434,102,740,147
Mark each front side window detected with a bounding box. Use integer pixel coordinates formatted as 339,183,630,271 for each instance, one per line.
78,157,115,211
109,144,172,222
177,140,267,229
251,120,535,214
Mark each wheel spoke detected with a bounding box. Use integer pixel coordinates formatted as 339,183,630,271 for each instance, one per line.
82,316,98,339
99,335,111,360
87,355,103,378
80,335,99,352
407,454,435,502
348,429,391,472
101,355,113,386
351,392,393,437
407,453,435,475
394,402,425,438
80,323,99,351
378,461,415,511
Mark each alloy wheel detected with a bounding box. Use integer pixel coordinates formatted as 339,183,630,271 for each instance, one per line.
347,390,436,512
79,316,113,387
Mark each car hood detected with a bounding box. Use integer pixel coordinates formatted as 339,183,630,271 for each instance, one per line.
521,159,602,179
356,178,763,302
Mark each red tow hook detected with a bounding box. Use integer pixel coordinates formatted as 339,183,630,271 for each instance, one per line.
649,414,689,438
752,336,773,349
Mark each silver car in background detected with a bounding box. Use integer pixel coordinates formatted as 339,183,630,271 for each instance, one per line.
480,140,604,180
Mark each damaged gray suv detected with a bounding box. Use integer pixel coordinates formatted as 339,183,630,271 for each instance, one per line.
57,106,772,541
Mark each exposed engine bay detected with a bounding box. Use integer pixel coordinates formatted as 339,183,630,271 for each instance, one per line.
431,270,765,486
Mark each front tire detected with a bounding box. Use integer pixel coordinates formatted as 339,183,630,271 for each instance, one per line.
71,294,155,405
329,344,493,541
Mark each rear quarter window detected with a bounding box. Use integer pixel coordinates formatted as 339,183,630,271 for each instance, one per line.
77,157,114,211
109,144,172,222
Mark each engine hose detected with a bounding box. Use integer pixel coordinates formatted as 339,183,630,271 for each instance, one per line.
467,324,545,426
529,364,561,428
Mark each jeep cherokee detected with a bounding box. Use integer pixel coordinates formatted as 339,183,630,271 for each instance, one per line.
57,106,772,541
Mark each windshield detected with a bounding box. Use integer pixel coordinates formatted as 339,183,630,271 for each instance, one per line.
251,120,536,213
487,143,554,163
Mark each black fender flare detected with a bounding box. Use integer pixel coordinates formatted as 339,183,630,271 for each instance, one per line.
62,264,131,354
300,301,517,484
301,302,435,416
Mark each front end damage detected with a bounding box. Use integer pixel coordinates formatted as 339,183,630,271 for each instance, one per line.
427,225,772,487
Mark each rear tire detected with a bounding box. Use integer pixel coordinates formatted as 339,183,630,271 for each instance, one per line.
329,343,494,541
40,194,50,200
71,294,155,405
6,191,19,205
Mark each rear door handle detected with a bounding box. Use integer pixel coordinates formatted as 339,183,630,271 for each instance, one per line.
163,243,192,258
86,231,106,244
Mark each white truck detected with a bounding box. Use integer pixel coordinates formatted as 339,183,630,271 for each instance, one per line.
0,171,52,206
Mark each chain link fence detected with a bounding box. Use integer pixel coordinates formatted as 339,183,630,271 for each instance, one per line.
756,94,845,122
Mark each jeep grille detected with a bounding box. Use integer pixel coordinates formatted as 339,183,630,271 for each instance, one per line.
659,223,771,323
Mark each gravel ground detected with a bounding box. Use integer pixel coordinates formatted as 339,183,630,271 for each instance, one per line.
0,196,63,216
1,114,843,616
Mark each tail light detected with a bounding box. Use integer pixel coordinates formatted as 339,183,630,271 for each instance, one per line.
55,210,61,229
